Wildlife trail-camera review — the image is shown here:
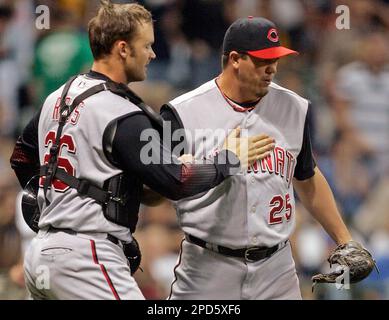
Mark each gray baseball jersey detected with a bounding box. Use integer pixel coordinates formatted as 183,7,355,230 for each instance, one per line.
170,79,308,249
24,74,145,300
37,74,140,242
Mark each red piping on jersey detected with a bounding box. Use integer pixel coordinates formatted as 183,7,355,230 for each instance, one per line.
90,240,121,300
168,238,185,300
214,78,257,112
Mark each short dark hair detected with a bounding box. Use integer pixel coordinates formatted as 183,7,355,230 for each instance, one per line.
221,54,229,69
88,0,152,60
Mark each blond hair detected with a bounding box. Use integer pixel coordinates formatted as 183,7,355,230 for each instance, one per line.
88,1,152,59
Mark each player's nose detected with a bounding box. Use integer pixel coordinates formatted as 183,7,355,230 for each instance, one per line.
150,48,156,60
266,61,277,74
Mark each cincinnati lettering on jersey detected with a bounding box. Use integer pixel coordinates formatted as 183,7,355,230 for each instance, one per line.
247,145,296,187
201,143,295,186
52,96,84,125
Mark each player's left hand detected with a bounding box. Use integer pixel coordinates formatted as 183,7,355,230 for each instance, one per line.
311,240,377,290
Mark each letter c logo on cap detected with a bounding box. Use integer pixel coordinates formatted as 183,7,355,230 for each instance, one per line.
267,28,279,42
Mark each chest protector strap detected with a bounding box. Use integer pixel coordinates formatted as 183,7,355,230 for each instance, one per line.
40,75,163,228
42,77,111,206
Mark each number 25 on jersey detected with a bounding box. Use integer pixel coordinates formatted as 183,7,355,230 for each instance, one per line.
268,193,292,224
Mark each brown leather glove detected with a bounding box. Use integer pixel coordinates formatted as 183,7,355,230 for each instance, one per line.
312,240,377,289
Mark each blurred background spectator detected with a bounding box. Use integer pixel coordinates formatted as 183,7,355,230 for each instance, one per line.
0,0,388,300
32,2,93,107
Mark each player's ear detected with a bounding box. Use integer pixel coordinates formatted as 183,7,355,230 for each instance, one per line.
229,51,241,69
117,40,129,59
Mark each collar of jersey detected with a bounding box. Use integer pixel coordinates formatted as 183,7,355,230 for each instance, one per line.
86,70,116,83
214,78,258,112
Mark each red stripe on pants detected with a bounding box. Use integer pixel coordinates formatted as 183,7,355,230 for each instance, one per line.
90,240,120,300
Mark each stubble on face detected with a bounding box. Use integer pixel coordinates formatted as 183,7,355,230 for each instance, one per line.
239,56,277,100
124,23,155,83
124,45,140,82
239,69,270,101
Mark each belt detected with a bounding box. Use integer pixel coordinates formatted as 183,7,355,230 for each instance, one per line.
186,234,286,262
48,226,119,245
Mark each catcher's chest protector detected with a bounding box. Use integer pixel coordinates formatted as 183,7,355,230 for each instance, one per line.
36,74,142,233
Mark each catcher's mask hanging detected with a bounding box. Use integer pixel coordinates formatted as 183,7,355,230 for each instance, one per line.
21,175,40,233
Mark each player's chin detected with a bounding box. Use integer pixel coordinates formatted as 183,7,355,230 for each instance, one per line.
132,71,147,82
256,87,269,98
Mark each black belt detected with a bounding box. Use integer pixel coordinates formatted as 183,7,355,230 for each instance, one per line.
186,234,285,262
48,226,119,245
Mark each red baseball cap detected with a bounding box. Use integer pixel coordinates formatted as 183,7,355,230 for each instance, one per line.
222,17,298,59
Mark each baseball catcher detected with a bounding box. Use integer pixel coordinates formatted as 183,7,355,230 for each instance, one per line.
312,240,377,290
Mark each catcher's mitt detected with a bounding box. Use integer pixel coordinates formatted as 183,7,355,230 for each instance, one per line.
123,237,142,275
312,240,377,290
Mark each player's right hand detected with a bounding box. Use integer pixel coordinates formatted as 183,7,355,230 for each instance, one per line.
222,127,275,170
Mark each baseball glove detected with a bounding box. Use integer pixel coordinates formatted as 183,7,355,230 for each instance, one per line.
311,241,377,290
123,237,142,275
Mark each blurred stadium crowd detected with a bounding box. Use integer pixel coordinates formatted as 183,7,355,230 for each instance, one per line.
1,0,389,300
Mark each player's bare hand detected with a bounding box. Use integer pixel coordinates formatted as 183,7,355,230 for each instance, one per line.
178,154,195,163
247,133,275,162
222,127,275,170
